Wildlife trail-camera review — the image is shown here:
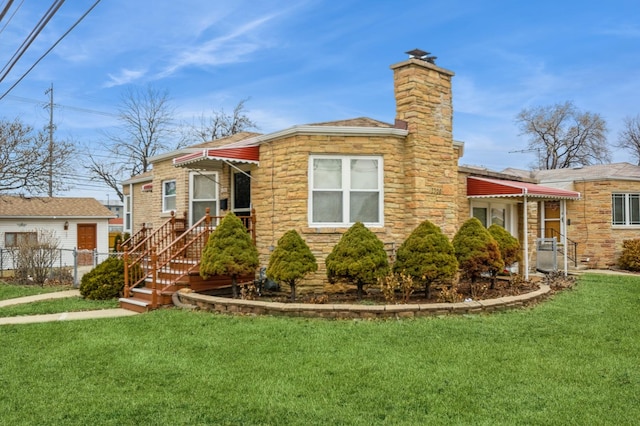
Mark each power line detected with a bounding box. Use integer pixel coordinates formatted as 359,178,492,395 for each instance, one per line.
0,0,102,101
6,94,119,117
0,0,23,36
0,0,66,84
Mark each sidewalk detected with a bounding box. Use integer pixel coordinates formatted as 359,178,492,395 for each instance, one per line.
0,289,138,325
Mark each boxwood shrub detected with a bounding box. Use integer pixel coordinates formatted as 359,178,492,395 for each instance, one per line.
80,256,127,300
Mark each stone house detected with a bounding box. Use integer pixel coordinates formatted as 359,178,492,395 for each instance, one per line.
122,50,634,307
504,163,640,269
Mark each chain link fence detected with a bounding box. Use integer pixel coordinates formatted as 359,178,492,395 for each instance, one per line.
0,248,120,287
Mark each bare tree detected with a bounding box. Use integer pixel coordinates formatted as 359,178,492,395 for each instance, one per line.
10,228,60,285
0,117,75,195
186,98,258,144
616,114,640,165
86,86,179,200
516,101,610,169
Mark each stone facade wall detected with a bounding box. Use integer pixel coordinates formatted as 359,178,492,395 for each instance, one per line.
123,180,153,233
392,59,458,237
567,179,638,268
139,160,237,232
251,133,409,290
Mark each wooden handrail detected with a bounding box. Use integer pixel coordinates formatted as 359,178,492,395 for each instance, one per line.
152,209,215,288
124,209,257,303
123,211,187,297
150,211,257,297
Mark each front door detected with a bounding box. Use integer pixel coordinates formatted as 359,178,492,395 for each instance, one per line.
77,223,97,266
233,170,251,217
543,201,561,239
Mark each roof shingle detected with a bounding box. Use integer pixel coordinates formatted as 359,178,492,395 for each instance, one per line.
0,196,115,218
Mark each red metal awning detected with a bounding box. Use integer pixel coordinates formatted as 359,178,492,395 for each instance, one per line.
173,146,259,168
467,176,580,200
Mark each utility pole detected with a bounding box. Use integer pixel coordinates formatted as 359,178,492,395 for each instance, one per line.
45,83,54,197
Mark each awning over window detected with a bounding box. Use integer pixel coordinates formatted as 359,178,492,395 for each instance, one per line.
467,176,580,200
173,146,259,168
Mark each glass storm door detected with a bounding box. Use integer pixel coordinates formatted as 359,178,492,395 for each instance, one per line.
233,170,251,217
190,172,218,225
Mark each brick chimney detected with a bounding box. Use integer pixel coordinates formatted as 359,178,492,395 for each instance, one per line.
391,50,458,236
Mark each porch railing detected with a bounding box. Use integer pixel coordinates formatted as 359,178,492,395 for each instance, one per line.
548,228,578,267
124,209,256,307
123,211,187,297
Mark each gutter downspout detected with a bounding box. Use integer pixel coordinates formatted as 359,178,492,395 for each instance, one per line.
128,183,133,233
562,199,568,276
523,189,529,281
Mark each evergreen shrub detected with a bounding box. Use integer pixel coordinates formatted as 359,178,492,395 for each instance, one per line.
393,220,458,298
266,230,317,301
80,256,126,300
200,212,259,298
452,218,504,284
325,222,389,299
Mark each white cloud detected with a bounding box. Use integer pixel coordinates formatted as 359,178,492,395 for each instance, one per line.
104,68,147,88
158,13,281,78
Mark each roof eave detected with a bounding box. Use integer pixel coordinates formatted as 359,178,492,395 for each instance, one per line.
222,125,409,148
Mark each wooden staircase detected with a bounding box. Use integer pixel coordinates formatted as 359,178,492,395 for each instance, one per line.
119,210,256,313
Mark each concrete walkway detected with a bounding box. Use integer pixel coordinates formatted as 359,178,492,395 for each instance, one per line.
0,289,138,325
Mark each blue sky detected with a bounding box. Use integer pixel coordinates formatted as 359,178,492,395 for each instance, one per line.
0,0,638,200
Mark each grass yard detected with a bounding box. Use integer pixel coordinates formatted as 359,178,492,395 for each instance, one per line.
0,273,638,425
0,282,72,300
0,297,119,317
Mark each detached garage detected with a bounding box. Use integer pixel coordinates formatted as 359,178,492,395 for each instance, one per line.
0,196,115,268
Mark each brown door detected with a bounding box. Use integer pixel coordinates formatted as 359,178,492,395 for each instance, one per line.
543,201,561,239
77,224,97,266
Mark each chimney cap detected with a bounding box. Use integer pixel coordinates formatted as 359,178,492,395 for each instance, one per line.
405,48,437,64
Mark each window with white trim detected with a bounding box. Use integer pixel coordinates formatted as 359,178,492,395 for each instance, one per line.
612,193,640,226
471,201,516,236
124,195,132,232
309,155,383,227
190,172,218,225
162,180,176,212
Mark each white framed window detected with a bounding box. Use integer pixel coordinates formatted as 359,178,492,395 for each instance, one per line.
190,172,218,225
612,193,640,226
309,155,383,227
124,194,132,232
471,200,517,237
162,180,176,213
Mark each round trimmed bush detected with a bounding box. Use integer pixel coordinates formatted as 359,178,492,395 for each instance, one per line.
80,256,126,300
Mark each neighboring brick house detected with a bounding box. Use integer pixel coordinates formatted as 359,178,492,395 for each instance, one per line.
0,196,114,267
124,50,628,293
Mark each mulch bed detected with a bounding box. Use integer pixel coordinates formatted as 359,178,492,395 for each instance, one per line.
251,276,543,305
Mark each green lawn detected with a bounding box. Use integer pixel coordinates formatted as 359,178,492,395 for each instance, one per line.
0,297,119,317
0,273,638,425
0,282,72,300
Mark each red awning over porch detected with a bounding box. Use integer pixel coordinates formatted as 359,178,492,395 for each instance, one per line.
467,176,580,200
173,146,260,168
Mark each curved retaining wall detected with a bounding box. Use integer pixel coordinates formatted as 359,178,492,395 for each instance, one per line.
176,284,551,319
